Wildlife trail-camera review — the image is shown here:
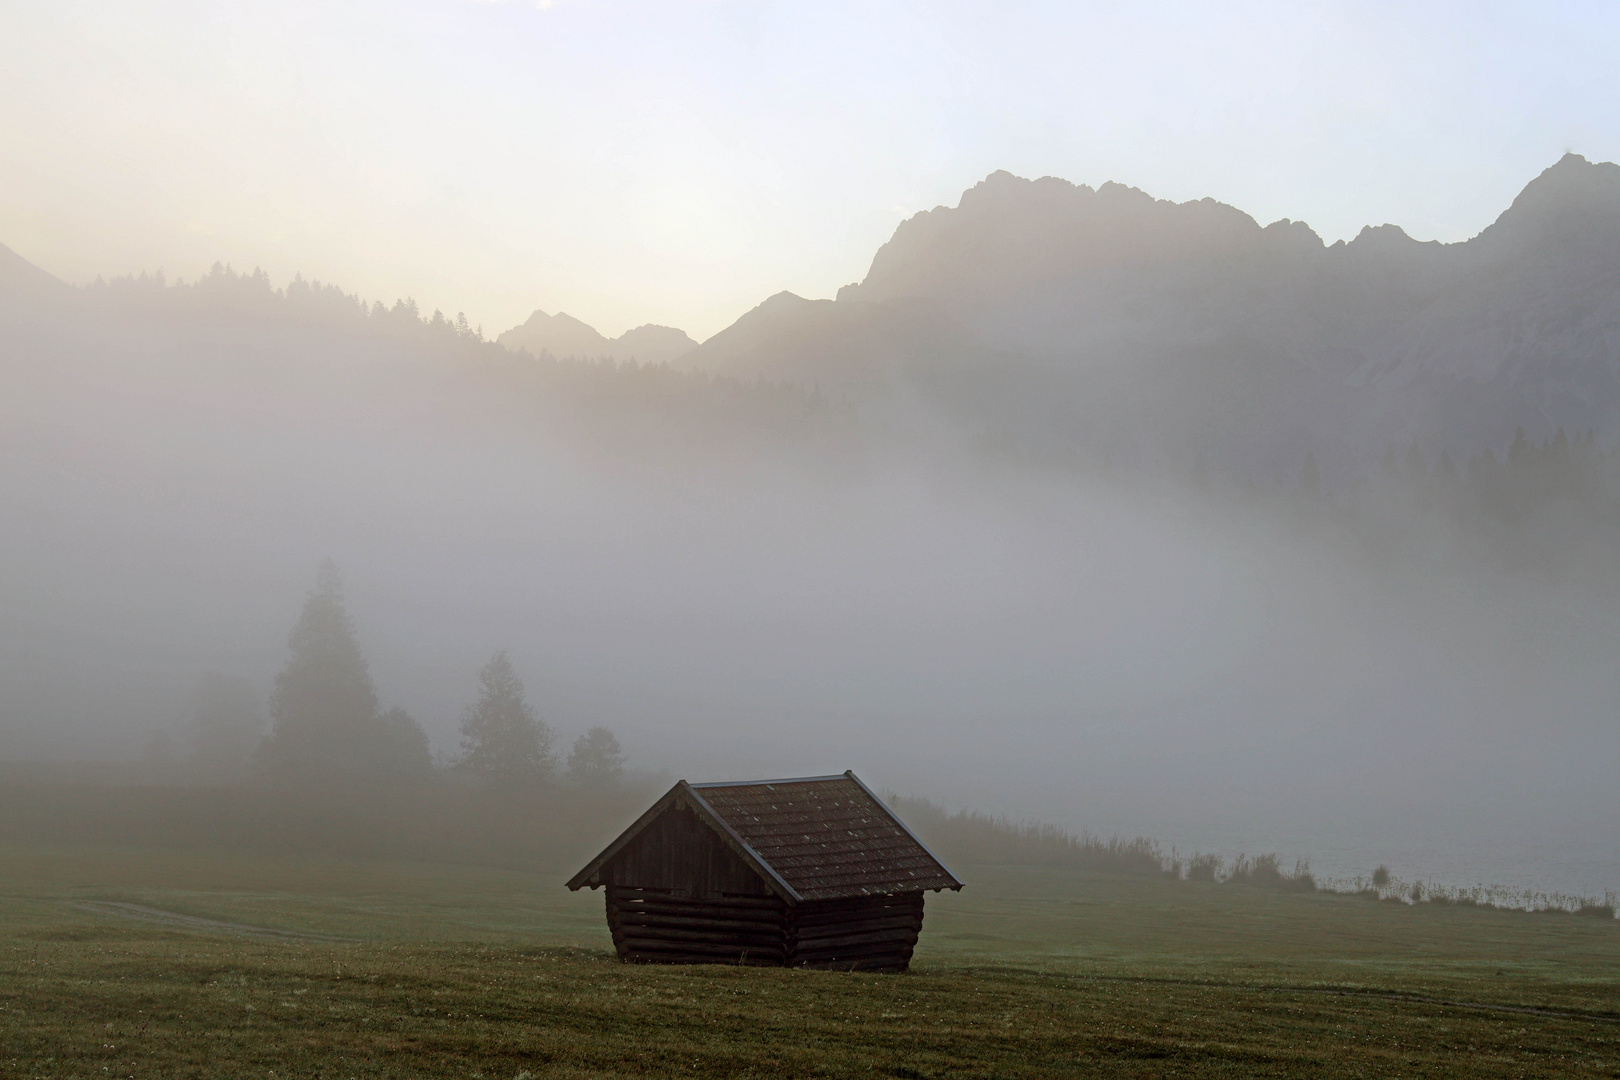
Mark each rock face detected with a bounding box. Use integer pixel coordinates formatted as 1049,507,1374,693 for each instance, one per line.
695,154,1620,473
840,156,1620,375
497,309,696,367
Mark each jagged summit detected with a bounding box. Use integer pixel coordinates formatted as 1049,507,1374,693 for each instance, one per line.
496,308,696,366
1340,223,1443,257
842,155,1620,313
497,309,612,358
693,154,1620,471
1260,217,1326,253
840,167,1283,312
1472,153,1620,251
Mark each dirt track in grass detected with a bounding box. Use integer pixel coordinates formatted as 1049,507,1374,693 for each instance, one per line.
65,900,359,942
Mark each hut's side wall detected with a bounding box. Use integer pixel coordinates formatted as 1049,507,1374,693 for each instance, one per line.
787,893,925,971
607,887,787,965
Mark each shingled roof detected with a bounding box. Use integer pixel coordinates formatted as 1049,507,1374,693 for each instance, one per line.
566,770,963,902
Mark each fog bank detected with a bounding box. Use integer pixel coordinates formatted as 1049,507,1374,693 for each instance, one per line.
1,268,1616,898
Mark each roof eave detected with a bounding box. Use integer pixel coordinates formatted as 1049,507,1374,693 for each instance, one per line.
564,780,687,891
842,770,965,891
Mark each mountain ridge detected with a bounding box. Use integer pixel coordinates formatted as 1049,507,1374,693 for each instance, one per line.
5,156,1618,477
496,308,697,367
693,153,1620,472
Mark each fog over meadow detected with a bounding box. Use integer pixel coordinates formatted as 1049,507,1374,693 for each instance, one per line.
3,191,1617,899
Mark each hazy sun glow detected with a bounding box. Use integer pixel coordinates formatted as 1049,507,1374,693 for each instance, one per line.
4,0,1618,338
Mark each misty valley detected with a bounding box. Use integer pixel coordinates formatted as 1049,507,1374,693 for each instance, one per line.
3,155,1620,1078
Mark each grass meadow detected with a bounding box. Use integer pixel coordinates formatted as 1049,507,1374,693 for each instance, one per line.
2,843,1619,1079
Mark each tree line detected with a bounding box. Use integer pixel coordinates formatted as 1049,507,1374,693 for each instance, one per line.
165,560,624,788
85,263,833,440
1331,427,1620,570
1175,426,1620,575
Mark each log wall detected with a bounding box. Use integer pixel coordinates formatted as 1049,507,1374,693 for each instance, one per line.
605,887,924,971
607,887,788,965
788,893,924,971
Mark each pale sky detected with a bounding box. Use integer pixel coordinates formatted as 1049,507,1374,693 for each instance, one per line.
2,0,1617,340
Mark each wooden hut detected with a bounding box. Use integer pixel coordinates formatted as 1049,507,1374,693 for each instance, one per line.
566,771,962,970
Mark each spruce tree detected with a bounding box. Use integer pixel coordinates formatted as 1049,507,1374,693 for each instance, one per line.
457,651,554,786
378,706,433,775
260,561,386,778
567,726,626,785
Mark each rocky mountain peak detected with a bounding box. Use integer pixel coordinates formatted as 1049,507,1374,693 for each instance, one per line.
1473,152,1620,253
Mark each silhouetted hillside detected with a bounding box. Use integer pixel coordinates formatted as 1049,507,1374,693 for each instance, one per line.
673,290,988,392
0,242,68,303
694,155,1620,479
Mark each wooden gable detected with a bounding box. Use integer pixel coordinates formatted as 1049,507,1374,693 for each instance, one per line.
587,801,775,899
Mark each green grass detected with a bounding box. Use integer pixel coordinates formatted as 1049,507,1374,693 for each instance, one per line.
2,844,1618,1078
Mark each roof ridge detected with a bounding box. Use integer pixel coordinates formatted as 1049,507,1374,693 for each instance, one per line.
688,774,852,788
